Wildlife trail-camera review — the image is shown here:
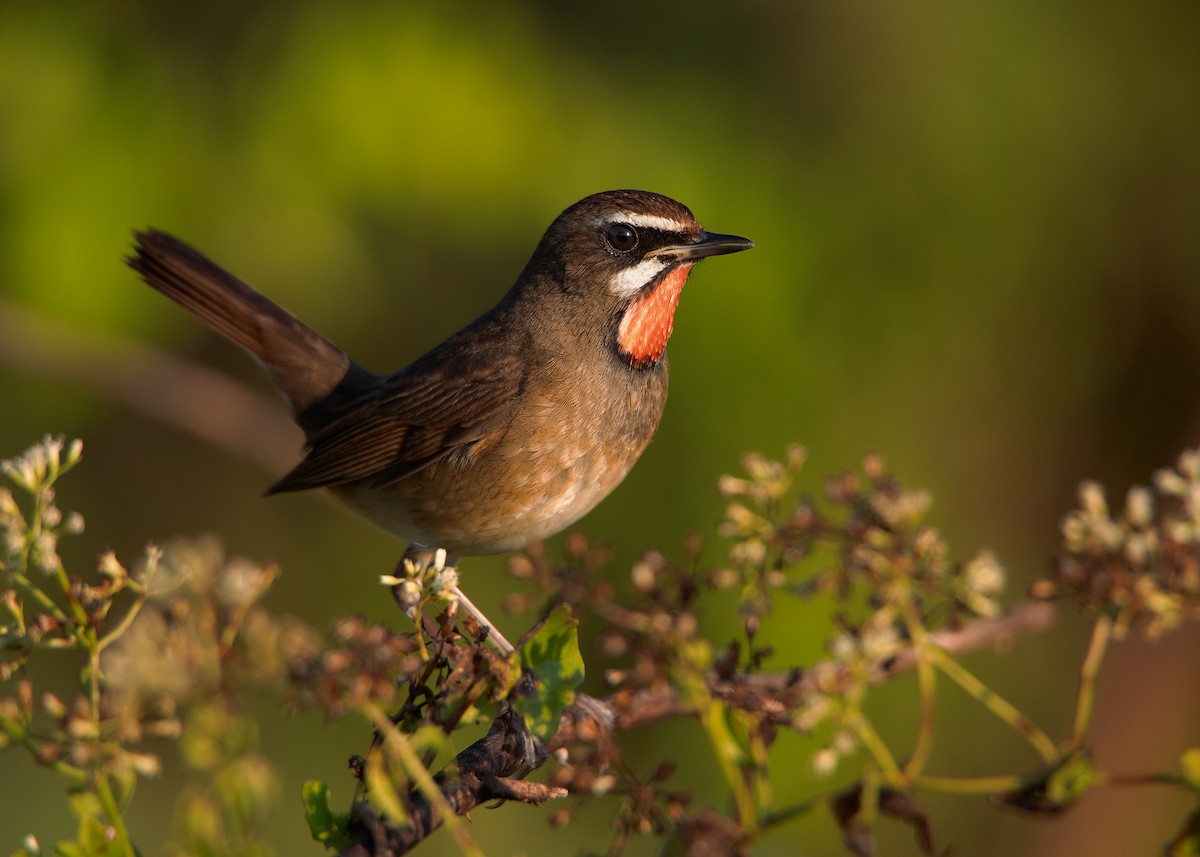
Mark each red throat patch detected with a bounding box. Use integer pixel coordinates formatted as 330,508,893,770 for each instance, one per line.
617,262,695,366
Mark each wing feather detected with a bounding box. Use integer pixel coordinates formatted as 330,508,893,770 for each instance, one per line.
267,348,525,493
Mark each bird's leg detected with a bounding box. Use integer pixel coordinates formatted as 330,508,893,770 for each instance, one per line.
449,584,515,655
389,553,615,745
389,548,515,656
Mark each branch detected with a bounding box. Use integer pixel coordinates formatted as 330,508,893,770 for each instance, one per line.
337,708,565,857
342,600,1057,854
0,296,299,473
553,599,1057,744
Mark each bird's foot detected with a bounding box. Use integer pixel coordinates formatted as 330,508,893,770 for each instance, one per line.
385,549,515,657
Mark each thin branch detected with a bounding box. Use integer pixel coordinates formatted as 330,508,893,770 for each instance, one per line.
898,588,937,780
552,600,1058,746
362,703,485,857
0,296,299,473
1066,612,1113,750
337,707,551,857
925,645,1060,764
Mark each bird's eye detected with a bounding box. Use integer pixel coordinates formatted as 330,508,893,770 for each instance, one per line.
605,223,638,252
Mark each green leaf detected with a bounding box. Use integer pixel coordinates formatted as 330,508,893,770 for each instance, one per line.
56,790,129,857
514,604,585,740
302,781,351,849
995,750,1096,814
1044,751,1096,807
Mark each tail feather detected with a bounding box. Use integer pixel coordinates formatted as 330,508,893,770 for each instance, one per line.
128,229,353,416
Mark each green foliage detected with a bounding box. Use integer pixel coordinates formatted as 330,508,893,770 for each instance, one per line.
301,781,350,850
514,605,585,740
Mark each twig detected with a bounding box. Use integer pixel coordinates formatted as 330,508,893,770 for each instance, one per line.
337,707,551,857
0,296,299,473
551,600,1058,746
1066,612,1113,750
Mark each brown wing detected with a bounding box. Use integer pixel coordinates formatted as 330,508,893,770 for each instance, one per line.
266,347,525,494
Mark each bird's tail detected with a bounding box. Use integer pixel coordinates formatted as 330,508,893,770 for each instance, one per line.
128,229,356,418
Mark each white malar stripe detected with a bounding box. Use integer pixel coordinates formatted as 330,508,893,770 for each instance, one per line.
608,257,668,299
590,213,692,234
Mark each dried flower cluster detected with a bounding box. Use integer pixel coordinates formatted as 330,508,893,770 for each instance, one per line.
1,437,307,856
288,608,516,737
716,448,1009,782
1041,448,1200,636
718,447,1006,637
1,436,85,579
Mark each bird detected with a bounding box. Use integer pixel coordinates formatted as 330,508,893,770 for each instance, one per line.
128,190,753,650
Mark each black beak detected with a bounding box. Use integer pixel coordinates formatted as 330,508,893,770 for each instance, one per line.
650,230,755,261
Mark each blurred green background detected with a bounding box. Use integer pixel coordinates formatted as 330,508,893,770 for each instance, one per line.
2,1,1198,854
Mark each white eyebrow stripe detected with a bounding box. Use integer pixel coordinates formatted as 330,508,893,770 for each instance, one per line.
590,213,692,234
608,257,669,299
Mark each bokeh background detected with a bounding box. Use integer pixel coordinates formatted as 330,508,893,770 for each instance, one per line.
2,1,1198,854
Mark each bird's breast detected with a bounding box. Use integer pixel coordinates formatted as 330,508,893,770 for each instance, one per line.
332,361,668,556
